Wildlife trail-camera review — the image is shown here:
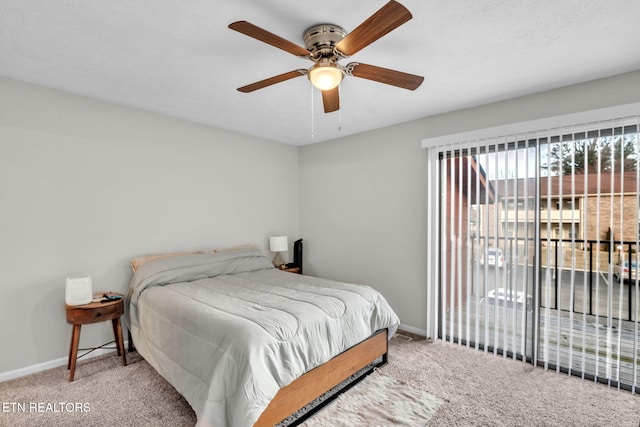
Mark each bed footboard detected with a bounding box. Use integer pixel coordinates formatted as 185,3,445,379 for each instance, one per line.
254,328,389,427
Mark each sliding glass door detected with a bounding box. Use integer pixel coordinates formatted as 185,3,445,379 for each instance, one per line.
430,119,640,391
439,142,537,362
537,126,639,389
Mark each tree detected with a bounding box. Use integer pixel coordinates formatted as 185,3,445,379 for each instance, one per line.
542,135,638,176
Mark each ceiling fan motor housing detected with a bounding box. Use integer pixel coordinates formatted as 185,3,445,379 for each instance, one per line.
303,24,347,61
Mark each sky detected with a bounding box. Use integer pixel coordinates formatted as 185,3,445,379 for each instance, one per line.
477,146,546,180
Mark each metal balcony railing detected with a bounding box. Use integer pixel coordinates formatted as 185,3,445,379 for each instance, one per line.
472,236,639,322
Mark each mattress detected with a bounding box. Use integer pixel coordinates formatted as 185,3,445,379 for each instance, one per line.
125,248,400,427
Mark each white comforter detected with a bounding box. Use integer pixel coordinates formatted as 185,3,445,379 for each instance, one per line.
125,249,400,427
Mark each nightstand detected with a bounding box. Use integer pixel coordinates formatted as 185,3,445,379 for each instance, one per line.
279,266,301,274
65,294,127,381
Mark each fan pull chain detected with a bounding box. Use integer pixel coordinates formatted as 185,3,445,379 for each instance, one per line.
311,84,315,140
338,85,342,132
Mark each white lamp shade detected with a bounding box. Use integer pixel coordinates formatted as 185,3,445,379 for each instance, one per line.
269,236,288,252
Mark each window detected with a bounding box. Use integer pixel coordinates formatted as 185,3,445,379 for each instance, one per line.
565,199,574,210
424,107,640,392
568,225,578,239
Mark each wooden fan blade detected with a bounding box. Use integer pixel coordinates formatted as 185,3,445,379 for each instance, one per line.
335,1,412,57
237,70,306,93
229,21,311,58
321,87,340,113
349,63,424,90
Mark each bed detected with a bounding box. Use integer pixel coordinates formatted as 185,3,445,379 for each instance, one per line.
124,248,400,427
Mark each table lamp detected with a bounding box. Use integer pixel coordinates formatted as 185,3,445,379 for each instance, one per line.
269,236,288,268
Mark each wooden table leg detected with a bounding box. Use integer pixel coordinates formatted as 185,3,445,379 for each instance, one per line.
68,324,81,382
112,318,127,366
67,327,75,370
111,318,122,356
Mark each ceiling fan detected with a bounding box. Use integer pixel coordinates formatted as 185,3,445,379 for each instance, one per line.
229,0,424,113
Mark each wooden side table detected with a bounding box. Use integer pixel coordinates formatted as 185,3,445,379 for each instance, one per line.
279,266,301,274
65,295,127,381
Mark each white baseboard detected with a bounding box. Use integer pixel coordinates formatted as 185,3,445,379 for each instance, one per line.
398,323,427,337
0,342,129,383
1,325,427,382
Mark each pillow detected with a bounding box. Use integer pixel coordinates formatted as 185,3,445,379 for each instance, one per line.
130,250,203,273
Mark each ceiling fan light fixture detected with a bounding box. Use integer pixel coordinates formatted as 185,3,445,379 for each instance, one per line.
308,62,343,91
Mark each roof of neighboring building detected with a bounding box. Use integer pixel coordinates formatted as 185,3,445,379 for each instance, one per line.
489,172,638,198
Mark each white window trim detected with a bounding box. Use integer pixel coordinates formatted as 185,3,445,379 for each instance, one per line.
421,102,640,149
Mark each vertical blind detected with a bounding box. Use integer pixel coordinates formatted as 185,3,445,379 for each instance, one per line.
425,115,640,392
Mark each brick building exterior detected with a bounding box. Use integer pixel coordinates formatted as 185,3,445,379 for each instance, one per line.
483,172,639,246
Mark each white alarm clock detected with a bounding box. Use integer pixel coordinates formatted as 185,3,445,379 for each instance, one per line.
65,275,93,306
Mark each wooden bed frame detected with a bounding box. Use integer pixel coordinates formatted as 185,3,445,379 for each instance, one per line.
128,328,389,426
126,249,391,426
254,328,389,426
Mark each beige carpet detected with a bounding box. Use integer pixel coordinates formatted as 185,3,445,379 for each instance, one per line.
301,370,443,426
1,334,639,426
0,351,195,426
386,335,640,427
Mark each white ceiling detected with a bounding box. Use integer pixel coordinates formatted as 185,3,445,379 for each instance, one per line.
1,0,639,146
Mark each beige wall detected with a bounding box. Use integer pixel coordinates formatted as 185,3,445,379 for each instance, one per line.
2,70,640,375
0,77,299,374
299,70,640,333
